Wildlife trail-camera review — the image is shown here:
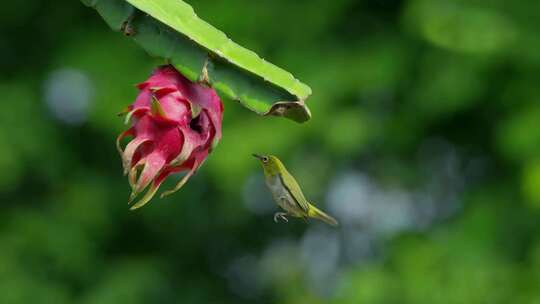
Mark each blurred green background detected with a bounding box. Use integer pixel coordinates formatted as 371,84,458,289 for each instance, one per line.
2,0,540,303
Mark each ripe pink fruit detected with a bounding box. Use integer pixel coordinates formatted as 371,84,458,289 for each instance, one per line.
117,65,223,209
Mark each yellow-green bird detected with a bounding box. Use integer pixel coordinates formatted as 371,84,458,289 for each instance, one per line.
253,154,338,226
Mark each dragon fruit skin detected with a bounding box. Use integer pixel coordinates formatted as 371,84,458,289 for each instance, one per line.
117,65,223,210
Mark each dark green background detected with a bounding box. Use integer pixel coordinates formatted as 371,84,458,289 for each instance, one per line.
2,0,540,303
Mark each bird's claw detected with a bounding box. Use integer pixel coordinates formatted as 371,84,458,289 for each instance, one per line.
273,212,288,223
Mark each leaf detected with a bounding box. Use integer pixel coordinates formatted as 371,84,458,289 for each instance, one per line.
82,0,312,122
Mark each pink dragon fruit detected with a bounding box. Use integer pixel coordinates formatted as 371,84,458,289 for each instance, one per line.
117,65,223,210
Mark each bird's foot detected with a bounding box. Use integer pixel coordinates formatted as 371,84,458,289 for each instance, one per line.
273,212,289,223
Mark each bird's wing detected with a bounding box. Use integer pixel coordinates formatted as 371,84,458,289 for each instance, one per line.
279,172,310,213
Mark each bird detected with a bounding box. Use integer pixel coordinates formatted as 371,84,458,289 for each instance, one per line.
253,154,338,226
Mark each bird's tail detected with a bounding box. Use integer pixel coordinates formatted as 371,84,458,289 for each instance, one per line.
308,205,338,227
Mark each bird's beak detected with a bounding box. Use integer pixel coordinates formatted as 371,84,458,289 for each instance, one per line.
252,153,264,160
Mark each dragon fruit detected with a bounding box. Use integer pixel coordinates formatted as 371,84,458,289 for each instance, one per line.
117,65,223,210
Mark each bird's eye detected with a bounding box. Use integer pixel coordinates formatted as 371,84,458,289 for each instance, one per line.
262,157,269,163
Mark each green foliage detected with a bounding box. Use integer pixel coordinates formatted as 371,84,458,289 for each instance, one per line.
2,0,540,303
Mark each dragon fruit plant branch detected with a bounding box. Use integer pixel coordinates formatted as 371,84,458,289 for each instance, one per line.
117,65,223,209
82,0,312,123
